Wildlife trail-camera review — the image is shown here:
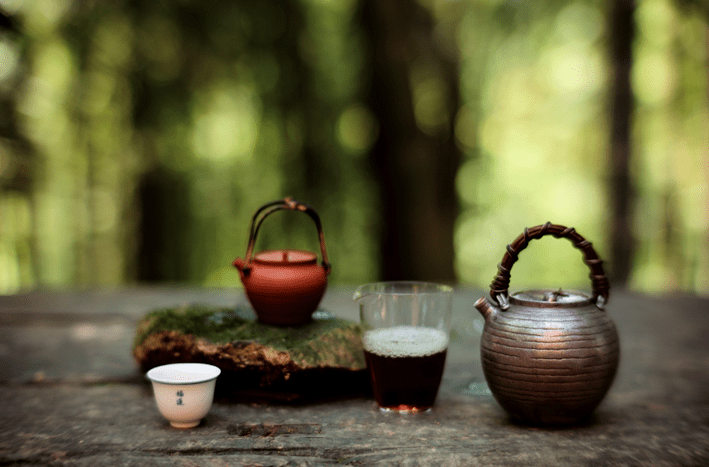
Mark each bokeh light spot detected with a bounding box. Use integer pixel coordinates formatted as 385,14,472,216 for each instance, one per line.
337,103,379,154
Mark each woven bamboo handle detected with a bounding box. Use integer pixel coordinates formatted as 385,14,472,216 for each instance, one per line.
489,222,609,310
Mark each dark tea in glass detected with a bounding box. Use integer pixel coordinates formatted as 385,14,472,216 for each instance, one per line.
363,326,448,412
354,282,453,413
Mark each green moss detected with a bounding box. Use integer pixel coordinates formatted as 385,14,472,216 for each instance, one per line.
134,305,366,369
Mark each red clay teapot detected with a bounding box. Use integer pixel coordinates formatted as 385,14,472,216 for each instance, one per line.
474,222,620,426
233,198,331,326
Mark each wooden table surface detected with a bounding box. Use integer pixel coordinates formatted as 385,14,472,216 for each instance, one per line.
1,286,708,466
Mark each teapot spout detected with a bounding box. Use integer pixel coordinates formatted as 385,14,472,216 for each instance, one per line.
475,297,498,321
232,258,249,277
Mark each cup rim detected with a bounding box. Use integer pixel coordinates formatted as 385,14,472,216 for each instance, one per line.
354,281,453,299
146,363,221,385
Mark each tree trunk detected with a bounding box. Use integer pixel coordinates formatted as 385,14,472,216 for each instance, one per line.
609,0,636,286
361,0,461,282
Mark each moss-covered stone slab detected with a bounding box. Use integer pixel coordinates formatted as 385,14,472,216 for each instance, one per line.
133,305,369,402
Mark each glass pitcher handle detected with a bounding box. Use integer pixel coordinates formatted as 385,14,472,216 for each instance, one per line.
489,222,609,310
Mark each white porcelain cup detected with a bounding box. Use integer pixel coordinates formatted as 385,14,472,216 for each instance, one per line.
146,363,221,428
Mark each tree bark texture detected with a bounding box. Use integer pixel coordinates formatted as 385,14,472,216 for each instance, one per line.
609,0,636,286
361,0,461,282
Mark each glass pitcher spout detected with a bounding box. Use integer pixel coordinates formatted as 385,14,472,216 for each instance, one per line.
353,283,387,302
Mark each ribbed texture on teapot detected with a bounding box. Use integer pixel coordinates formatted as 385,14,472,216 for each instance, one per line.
477,223,620,425
480,302,619,425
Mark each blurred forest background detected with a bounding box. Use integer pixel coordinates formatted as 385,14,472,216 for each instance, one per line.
0,0,707,295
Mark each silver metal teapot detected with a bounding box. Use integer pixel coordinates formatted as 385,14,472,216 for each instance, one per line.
475,222,620,426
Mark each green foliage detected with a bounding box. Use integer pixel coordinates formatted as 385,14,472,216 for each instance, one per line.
448,0,708,293
0,0,707,294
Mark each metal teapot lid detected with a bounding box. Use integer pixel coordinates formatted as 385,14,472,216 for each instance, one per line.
253,250,317,265
510,289,593,308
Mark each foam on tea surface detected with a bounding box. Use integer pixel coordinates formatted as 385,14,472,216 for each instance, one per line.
363,326,448,358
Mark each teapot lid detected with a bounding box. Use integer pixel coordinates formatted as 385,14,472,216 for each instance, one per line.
253,250,317,265
510,289,592,308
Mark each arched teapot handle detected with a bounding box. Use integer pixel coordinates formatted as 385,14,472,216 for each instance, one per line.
240,197,331,275
489,222,609,310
